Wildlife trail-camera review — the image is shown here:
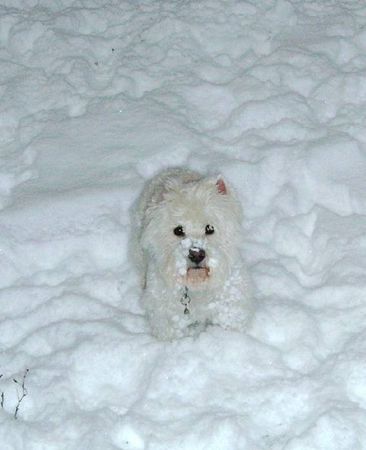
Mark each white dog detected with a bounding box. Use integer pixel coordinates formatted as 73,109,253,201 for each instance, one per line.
134,168,252,340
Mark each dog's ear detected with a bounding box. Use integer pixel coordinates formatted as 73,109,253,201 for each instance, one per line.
216,177,227,195
149,178,179,205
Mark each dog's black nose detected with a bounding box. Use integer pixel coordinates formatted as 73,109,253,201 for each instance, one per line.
188,248,206,264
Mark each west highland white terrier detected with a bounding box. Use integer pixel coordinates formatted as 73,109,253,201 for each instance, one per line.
134,168,252,340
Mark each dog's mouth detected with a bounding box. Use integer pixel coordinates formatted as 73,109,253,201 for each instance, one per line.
186,266,210,284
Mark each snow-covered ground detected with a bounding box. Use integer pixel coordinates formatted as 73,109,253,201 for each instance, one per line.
1,0,366,448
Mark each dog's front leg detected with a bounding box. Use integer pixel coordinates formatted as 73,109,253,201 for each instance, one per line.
142,289,194,340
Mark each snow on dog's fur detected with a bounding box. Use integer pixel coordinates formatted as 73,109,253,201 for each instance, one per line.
134,168,252,340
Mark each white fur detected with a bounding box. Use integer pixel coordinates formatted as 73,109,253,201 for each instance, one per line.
133,168,252,340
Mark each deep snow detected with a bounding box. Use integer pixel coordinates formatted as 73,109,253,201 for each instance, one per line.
1,0,366,448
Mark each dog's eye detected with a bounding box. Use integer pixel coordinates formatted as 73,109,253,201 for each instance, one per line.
205,224,215,235
173,226,185,237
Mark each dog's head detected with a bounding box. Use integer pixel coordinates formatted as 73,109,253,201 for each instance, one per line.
141,175,243,291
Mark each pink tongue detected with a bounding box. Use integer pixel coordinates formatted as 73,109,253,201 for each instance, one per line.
187,267,209,283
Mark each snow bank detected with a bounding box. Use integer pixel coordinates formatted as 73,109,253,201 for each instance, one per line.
1,0,366,448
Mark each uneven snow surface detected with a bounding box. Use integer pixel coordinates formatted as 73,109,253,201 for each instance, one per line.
1,0,366,448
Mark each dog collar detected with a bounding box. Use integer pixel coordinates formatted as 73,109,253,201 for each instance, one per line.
180,286,191,315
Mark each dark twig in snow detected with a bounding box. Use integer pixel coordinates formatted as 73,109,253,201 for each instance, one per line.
13,369,29,419
0,374,3,409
